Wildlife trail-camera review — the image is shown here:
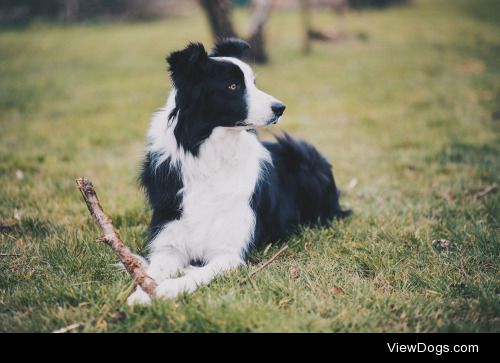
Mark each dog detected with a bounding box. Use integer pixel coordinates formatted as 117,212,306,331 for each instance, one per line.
127,39,349,305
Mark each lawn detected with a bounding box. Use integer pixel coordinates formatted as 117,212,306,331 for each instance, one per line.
0,0,498,332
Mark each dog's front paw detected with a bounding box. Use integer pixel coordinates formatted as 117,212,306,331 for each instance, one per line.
156,278,190,299
127,287,151,306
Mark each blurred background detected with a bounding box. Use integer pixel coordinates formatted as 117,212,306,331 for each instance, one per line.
1,0,497,183
0,1,410,22
0,1,412,62
0,1,499,332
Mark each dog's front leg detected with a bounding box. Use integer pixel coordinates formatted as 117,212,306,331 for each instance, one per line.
155,254,244,299
127,246,187,305
127,223,189,305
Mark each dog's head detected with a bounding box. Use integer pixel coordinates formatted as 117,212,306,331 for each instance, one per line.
166,39,285,130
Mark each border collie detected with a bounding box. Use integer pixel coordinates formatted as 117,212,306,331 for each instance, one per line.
128,39,349,305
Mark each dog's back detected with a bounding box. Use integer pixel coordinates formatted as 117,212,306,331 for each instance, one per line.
252,133,349,248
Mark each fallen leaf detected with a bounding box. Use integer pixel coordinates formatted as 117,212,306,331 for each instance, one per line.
331,285,345,295
110,311,126,321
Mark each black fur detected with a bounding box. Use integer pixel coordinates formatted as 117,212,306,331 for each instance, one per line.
210,38,250,59
141,39,349,257
251,133,349,249
166,42,249,156
140,153,183,241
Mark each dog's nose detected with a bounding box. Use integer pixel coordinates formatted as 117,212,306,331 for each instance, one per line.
271,102,286,117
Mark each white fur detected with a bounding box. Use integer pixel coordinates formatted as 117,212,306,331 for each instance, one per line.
128,59,274,305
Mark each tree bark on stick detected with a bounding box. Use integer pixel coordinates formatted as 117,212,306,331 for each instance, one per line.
75,177,157,297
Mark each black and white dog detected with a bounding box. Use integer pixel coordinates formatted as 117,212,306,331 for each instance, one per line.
128,39,349,304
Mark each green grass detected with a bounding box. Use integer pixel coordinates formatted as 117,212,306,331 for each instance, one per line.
0,0,499,332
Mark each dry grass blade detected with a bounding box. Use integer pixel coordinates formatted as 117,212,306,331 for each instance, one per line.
249,245,289,277
52,322,84,333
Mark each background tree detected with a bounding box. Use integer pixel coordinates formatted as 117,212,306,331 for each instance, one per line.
246,0,273,63
199,0,237,39
0,0,178,22
198,0,273,63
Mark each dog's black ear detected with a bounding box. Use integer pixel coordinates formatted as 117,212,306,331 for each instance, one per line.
210,38,250,59
166,42,208,88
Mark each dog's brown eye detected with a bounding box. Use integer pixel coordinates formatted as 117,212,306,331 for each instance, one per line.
228,83,237,91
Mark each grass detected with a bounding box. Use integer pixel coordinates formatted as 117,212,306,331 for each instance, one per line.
0,0,499,332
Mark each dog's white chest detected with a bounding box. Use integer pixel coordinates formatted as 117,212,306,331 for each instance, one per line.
183,128,265,203
177,128,270,258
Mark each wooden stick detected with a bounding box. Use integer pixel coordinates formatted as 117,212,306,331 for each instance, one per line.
75,177,157,297
249,245,288,277
0,253,21,257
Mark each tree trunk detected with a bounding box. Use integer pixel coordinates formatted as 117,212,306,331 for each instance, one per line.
300,0,311,54
246,0,272,63
198,0,272,64
60,0,79,22
199,0,237,39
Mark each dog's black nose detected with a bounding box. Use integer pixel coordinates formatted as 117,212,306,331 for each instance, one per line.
271,102,286,117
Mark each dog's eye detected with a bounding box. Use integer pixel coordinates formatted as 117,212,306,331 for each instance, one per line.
228,83,237,91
